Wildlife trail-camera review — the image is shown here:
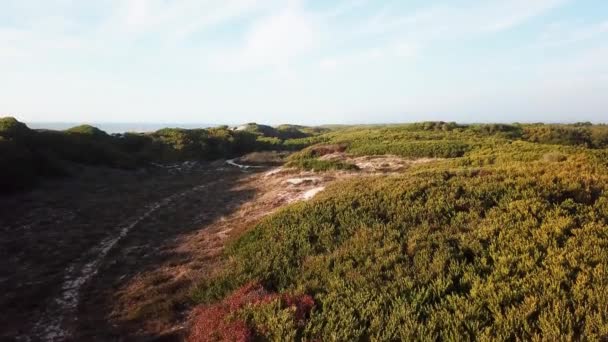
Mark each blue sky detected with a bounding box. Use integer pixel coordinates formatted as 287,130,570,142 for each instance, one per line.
1,0,607,125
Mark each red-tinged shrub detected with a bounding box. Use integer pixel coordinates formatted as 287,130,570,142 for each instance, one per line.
282,294,315,327
224,282,277,311
188,282,316,341
188,282,278,342
188,304,252,342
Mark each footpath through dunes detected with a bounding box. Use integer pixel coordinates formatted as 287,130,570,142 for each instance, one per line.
0,162,244,341
74,153,434,341
0,151,433,341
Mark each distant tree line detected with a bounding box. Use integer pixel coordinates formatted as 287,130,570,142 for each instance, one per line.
0,118,323,193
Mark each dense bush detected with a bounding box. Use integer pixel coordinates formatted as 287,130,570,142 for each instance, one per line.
319,126,477,159
194,141,608,340
0,117,31,140
520,124,608,148
275,125,310,140
65,124,109,137
469,123,523,139
590,125,608,148
238,123,281,138
285,144,358,171
523,125,592,147
347,140,472,158
0,118,324,193
409,121,464,132
286,158,359,172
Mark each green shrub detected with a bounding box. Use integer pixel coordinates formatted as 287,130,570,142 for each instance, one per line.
286,159,359,172
0,117,31,140
65,124,109,137
542,152,568,162
347,140,471,158
523,125,592,147
469,123,523,139
590,125,608,148
197,144,608,340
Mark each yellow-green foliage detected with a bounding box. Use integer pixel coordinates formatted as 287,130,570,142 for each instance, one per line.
522,124,608,148
286,158,359,172
198,140,608,340
322,125,477,158
285,144,358,171
65,124,109,137
240,299,300,340
319,123,608,156
0,117,30,140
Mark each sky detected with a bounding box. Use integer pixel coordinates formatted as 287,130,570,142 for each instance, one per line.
1,0,607,125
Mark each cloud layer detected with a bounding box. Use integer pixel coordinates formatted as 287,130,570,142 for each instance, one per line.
1,0,607,124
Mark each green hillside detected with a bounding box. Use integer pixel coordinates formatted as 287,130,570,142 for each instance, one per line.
190,122,608,341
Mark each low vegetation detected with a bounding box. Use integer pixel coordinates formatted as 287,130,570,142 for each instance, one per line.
191,122,608,340
285,145,359,171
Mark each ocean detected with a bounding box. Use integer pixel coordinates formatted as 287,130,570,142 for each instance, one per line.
26,122,220,134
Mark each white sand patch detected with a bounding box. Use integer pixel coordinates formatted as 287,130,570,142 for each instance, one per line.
264,168,283,178
320,153,441,173
302,187,325,200
226,159,264,170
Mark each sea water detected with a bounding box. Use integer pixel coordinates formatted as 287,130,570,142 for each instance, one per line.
26,122,220,134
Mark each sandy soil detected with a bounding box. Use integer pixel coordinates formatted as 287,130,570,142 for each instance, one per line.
0,153,437,341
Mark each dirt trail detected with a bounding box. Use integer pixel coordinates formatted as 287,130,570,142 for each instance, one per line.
1,154,437,341
74,162,347,340
31,181,216,341
1,163,229,341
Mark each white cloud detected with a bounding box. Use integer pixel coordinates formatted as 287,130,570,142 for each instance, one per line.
1,0,604,124
540,45,608,75
482,0,569,32
320,58,338,70
314,0,569,74
319,42,418,71
100,0,279,40
539,20,608,47
316,0,371,20
120,0,151,32
0,0,287,68
356,0,569,40
209,3,318,71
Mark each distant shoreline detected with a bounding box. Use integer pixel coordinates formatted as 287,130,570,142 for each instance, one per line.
26,122,222,134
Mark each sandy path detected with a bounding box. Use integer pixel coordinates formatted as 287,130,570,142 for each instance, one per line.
28,159,293,341
30,181,217,341
71,163,346,340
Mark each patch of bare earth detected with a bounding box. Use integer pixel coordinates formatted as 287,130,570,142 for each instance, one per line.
319,152,440,173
